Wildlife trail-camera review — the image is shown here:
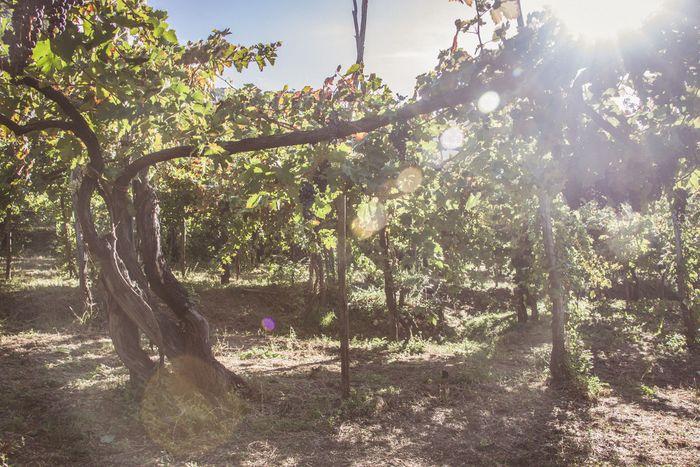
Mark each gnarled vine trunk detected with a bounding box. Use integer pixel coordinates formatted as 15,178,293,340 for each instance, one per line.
73,164,247,398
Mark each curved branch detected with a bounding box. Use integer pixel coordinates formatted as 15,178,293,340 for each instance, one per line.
116,57,518,186
0,113,73,135
17,76,104,170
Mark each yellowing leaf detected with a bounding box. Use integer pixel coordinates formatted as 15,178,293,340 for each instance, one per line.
500,1,521,20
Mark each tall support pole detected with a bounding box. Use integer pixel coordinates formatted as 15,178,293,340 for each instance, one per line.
336,193,350,398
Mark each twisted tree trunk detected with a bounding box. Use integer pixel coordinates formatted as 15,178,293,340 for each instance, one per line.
71,161,247,398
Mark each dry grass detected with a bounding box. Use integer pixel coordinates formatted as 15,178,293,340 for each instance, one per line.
1,257,698,466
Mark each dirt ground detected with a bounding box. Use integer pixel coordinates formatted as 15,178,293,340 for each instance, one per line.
1,257,699,466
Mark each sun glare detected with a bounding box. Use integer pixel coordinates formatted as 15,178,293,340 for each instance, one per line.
547,0,663,40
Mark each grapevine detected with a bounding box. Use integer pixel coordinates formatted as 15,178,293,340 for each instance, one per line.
1,0,84,75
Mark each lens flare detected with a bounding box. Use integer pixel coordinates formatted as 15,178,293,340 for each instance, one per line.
396,167,423,194
549,0,662,41
439,126,464,150
261,317,276,332
478,91,500,114
351,200,387,239
140,356,246,455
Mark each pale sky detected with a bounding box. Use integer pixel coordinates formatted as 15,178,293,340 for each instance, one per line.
149,0,664,95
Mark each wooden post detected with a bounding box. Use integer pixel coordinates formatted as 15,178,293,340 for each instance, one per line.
336,193,350,398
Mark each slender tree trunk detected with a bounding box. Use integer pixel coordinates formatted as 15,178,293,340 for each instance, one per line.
336,193,350,398
221,262,231,285
235,254,241,280
514,281,529,324
3,212,11,281
59,195,77,278
526,289,538,320
308,253,317,293
326,248,336,283
317,252,326,306
180,217,187,277
71,168,93,316
538,190,568,383
670,194,698,350
378,226,400,340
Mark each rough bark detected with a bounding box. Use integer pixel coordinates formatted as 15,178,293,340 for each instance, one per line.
132,177,249,396
538,190,569,383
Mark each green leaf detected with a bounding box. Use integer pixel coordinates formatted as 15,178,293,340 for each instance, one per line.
344,63,361,76
246,192,265,209
162,29,178,44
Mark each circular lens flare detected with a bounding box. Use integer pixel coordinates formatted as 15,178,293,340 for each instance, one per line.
478,91,500,114
351,200,387,239
439,126,464,150
140,356,245,455
396,167,423,194
261,317,276,332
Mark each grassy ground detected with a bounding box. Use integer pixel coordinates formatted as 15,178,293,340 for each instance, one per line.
1,257,698,466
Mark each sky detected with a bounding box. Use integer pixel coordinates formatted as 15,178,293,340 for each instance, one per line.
149,0,664,95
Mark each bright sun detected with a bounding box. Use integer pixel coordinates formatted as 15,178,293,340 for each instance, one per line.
544,0,663,40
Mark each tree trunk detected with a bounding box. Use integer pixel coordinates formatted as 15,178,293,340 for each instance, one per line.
670,193,698,350
378,226,400,340
326,248,336,284
336,193,350,398
308,253,317,293
180,217,187,278
3,213,11,281
526,289,538,320
514,281,529,324
132,177,248,396
71,167,93,316
221,262,231,285
59,194,77,278
538,190,568,383
73,166,248,398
